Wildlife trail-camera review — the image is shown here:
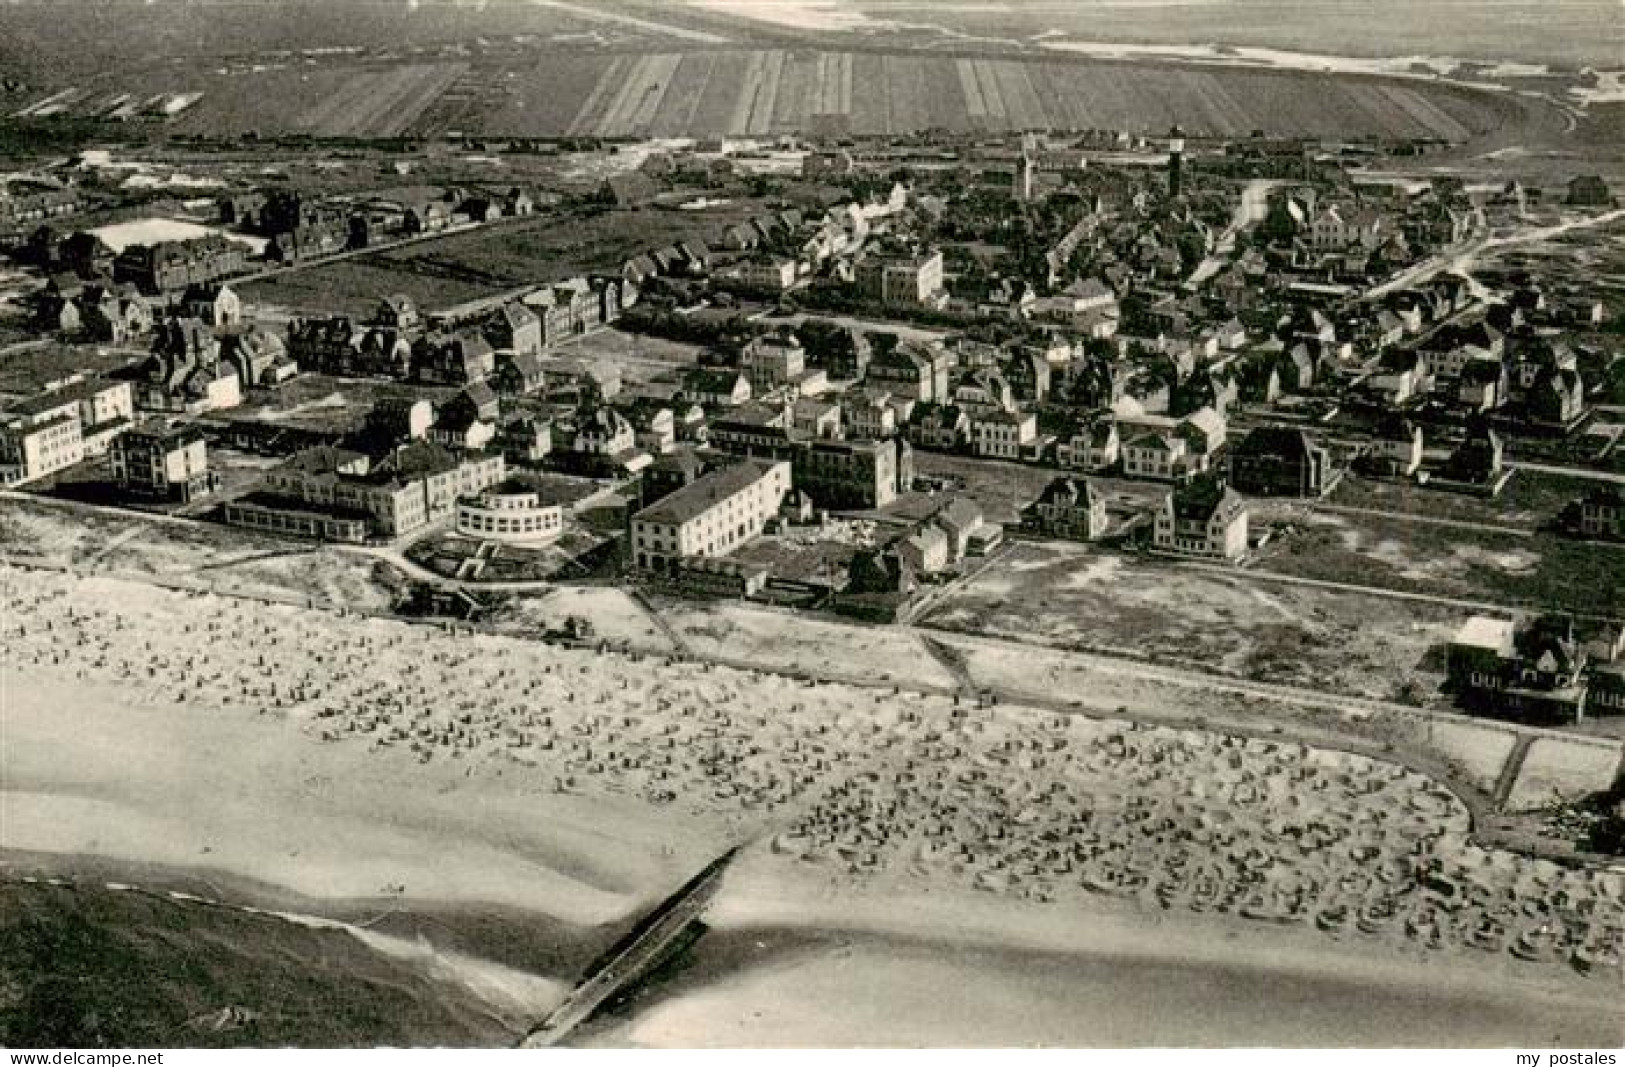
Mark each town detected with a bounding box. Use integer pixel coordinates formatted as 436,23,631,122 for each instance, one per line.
0,0,1622,1048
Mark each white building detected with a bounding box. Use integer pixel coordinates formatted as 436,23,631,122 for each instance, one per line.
629,459,791,572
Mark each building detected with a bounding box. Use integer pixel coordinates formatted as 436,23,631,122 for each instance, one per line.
1577,485,1624,541
484,302,542,357
413,330,496,386
683,367,752,409
1229,426,1329,498
1363,416,1424,477
854,248,946,308
628,459,791,571
863,339,952,403
1154,477,1249,560
0,376,135,484
225,443,504,542
0,407,82,486
970,409,1038,460
114,235,247,295
792,437,912,510
455,480,564,544
108,421,215,501
1566,175,1614,207
737,256,799,292
1022,477,1109,541
741,332,809,396
1447,615,1589,725
1443,422,1505,487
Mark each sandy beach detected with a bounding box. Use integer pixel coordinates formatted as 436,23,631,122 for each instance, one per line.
2,563,1620,1045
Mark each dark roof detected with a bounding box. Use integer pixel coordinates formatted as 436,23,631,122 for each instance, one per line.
1170,478,1245,523
1235,425,1320,460
633,459,782,525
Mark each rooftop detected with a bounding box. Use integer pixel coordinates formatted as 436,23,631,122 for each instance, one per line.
633,459,784,527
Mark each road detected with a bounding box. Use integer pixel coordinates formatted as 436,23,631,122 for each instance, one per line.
754,309,948,343
1188,178,1281,285
1365,206,1625,300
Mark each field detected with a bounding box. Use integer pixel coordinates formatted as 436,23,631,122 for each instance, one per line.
1257,509,1625,620
239,204,769,318
917,540,1466,703
16,49,1529,142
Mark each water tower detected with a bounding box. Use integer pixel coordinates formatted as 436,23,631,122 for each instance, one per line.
1167,124,1186,197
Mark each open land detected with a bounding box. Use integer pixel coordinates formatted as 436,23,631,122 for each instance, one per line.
2,563,1620,1047
10,48,1540,143
917,540,1469,704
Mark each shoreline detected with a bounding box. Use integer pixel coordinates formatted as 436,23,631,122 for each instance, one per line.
3,566,1621,1046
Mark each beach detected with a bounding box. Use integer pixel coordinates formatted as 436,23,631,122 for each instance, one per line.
2,563,1620,1046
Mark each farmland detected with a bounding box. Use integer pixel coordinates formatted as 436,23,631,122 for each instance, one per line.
13,48,1532,143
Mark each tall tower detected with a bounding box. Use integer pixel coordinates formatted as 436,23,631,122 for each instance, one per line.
1167,124,1186,198
1013,133,1037,202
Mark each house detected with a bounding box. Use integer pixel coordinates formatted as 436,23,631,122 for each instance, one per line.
642,447,707,504
1022,476,1109,541
429,387,499,451
180,282,241,328
1447,615,1589,724
1525,367,1586,427
741,332,811,396
736,256,798,292
1122,431,1189,481
1229,426,1329,498
601,172,661,208
1444,422,1505,487
622,399,678,455
792,397,842,440
569,404,637,459
628,459,791,572
853,247,946,308
930,496,1000,561
1154,477,1249,561
970,409,1037,460
0,376,132,485
1363,415,1424,478
894,524,950,578
1566,175,1614,208
1577,485,1624,541
218,323,296,390
108,421,215,502
484,302,542,357
843,393,906,441
494,351,547,397
364,397,436,443
1457,357,1508,412
683,367,752,408
905,402,970,452
143,318,241,414
496,415,553,466
412,330,496,386
864,338,952,403
793,437,912,510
